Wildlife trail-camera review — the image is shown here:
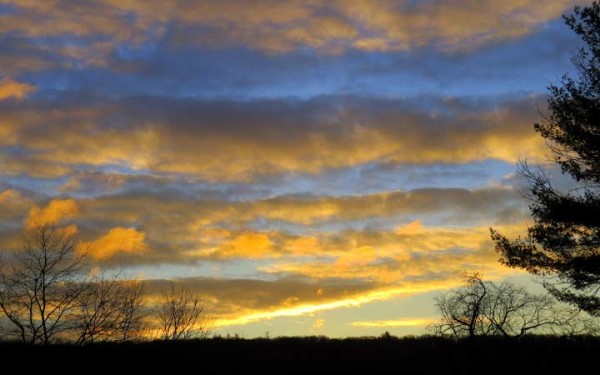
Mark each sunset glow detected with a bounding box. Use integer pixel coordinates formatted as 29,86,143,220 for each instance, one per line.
0,0,585,337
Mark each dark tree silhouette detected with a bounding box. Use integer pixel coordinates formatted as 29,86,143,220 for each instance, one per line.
431,274,597,338
433,273,491,338
114,279,146,342
156,283,210,340
491,2,600,316
0,225,86,344
75,274,146,345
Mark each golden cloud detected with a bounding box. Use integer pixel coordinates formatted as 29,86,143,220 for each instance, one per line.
1,96,546,182
352,317,437,328
282,236,323,256
139,253,517,330
334,245,377,268
234,187,519,228
196,222,529,328
259,223,528,282
215,232,274,259
42,184,525,266
0,78,36,100
56,224,78,238
24,198,79,229
0,0,579,55
78,226,148,260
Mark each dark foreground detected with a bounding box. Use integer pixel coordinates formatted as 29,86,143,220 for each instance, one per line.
3,335,599,373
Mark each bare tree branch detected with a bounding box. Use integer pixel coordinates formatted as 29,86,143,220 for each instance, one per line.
156,282,210,340
430,273,599,338
0,224,87,344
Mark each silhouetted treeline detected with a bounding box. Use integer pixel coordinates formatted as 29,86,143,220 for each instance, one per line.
2,335,600,373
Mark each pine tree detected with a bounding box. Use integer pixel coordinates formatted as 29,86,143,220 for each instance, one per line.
491,2,600,316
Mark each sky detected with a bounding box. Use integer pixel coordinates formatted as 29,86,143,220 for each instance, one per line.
0,0,588,337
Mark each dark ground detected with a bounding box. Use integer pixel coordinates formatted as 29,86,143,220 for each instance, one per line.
2,335,598,373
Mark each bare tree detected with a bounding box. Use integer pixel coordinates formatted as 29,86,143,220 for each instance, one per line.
485,281,565,337
0,225,86,344
115,279,146,342
156,283,210,340
434,273,493,338
431,273,599,338
75,273,144,345
75,272,121,345
75,274,147,345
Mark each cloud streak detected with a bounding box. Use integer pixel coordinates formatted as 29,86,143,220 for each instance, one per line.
352,318,437,328
0,0,580,57
0,95,546,181
142,274,499,329
0,77,35,100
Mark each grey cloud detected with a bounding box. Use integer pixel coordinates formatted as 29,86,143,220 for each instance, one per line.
143,276,376,317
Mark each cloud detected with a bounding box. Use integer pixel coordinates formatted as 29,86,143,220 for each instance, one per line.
0,189,29,219
258,223,528,283
352,318,437,328
135,233,522,328
334,246,377,268
78,226,148,260
0,36,58,76
0,78,35,100
0,183,530,269
141,274,466,328
395,220,425,236
0,95,546,181
0,0,580,55
142,276,377,321
210,187,522,228
0,189,20,205
215,232,273,259
211,284,445,328
20,184,522,266
24,198,79,229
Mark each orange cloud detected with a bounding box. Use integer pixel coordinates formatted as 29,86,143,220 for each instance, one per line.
24,199,79,229
56,224,78,238
78,227,147,260
395,220,425,236
0,78,36,100
259,223,530,282
283,236,323,255
334,245,377,268
216,232,273,259
50,185,526,265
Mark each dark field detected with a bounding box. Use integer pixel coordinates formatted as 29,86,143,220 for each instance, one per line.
3,336,599,373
